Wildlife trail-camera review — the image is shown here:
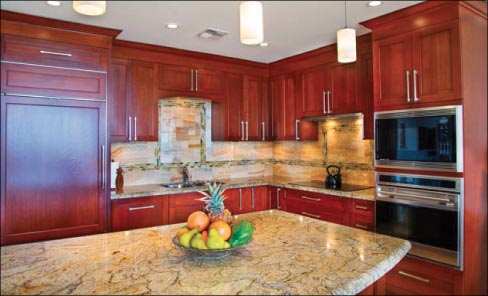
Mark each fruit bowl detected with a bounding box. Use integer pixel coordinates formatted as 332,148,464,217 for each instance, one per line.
172,236,252,259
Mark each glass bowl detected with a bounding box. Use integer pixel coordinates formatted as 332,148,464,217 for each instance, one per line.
172,236,252,259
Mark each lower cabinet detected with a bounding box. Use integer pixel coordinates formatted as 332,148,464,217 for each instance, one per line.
384,256,462,295
347,199,375,231
111,196,168,232
168,192,206,224
268,186,286,211
225,186,270,215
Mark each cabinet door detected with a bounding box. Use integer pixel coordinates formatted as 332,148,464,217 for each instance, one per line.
196,68,224,96
373,33,413,108
270,76,284,140
330,62,359,114
132,60,157,141
158,64,192,92
268,187,285,211
243,75,262,141
283,74,298,140
223,188,241,215
109,58,132,142
168,192,206,224
411,21,462,103
225,73,244,141
299,66,329,117
241,186,268,213
261,78,271,141
1,96,106,244
111,196,167,232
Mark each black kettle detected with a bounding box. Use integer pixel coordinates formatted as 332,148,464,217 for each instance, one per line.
325,165,342,189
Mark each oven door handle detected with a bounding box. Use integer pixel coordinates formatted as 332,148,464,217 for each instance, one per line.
377,191,451,204
376,193,456,209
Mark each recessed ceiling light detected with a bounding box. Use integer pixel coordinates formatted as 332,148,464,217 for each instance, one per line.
259,42,269,47
368,1,383,7
166,23,179,29
46,1,61,6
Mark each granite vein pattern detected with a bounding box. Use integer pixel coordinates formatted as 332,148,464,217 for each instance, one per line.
1,211,410,295
111,176,376,201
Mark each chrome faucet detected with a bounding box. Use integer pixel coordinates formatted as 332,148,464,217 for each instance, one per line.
182,166,190,184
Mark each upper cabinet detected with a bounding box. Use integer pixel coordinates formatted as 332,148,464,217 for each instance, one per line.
367,13,462,110
158,64,224,101
110,59,158,142
299,66,329,117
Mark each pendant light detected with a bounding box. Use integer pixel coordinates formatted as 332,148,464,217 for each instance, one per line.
240,1,264,45
73,1,106,16
337,1,356,63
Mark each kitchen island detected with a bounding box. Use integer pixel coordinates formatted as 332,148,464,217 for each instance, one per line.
1,210,410,295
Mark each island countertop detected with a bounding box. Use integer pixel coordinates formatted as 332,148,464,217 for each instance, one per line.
1,210,410,295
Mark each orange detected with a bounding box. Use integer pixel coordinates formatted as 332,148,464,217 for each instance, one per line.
176,226,189,239
187,211,210,232
209,220,232,241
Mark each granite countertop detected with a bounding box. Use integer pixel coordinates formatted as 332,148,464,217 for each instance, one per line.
112,176,376,201
0,210,410,295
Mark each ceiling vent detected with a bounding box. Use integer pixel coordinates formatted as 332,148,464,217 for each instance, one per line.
197,28,229,40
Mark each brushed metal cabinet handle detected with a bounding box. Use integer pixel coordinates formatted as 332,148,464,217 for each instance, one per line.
323,91,326,114
327,91,331,113
128,116,132,141
295,119,300,141
241,121,245,141
398,271,430,283
40,50,72,57
134,116,137,141
301,212,321,219
355,205,369,211
251,187,255,209
239,188,242,211
129,205,155,211
101,145,106,190
190,69,194,91
413,69,419,102
261,122,265,141
276,188,281,209
245,121,249,141
300,195,321,202
354,223,368,230
406,70,411,102
195,69,198,92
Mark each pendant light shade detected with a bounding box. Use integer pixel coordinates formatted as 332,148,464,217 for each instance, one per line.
337,27,357,63
240,1,264,45
73,1,106,16
337,1,356,63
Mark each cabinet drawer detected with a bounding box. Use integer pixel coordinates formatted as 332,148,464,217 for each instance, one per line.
1,62,106,100
286,189,345,211
111,197,166,232
385,256,461,295
286,200,347,225
1,35,107,71
349,199,374,218
348,214,374,231
168,192,206,224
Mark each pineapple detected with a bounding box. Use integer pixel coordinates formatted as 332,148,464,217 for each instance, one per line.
198,182,234,224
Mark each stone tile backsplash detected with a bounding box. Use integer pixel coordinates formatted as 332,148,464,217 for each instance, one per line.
112,98,374,186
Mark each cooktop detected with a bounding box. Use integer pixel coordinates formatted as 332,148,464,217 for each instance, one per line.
290,180,374,192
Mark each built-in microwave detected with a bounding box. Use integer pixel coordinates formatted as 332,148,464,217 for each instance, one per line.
374,106,463,172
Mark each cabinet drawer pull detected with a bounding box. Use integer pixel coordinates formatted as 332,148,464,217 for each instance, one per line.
354,223,368,230
261,122,265,141
406,70,411,102
323,91,326,114
295,119,300,141
128,116,132,141
190,69,194,91
300,196,321,202
195,69,198,92
398,271,430,283
251,187,255,209
129,205,155,211
277,188,281,209
327,91,331,113
40,50,72,57
355,205,369,211
301,212,321,219
239,188,243,211
134,116,137,141
245,121,249,141
241,121,245,141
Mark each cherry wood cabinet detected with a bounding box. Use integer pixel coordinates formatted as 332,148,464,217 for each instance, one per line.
298,65,330,117
1,96,107,245
109,59,158,142
109,58,132,142
111,196,168,231
268,187,286,211
329,62,360,114
270,74,318,141
347,199,375,231
372,21,462,110
224,187,270,215
223,73,244,141
168,192,206,224
384,255,462,295
158,64,224,101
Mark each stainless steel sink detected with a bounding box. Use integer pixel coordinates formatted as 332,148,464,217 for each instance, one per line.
160,181,223,188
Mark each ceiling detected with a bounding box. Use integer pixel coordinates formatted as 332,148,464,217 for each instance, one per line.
0,1,422,63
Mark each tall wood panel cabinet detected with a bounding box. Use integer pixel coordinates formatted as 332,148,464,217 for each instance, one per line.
0,11,121,245
362,1,487,294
